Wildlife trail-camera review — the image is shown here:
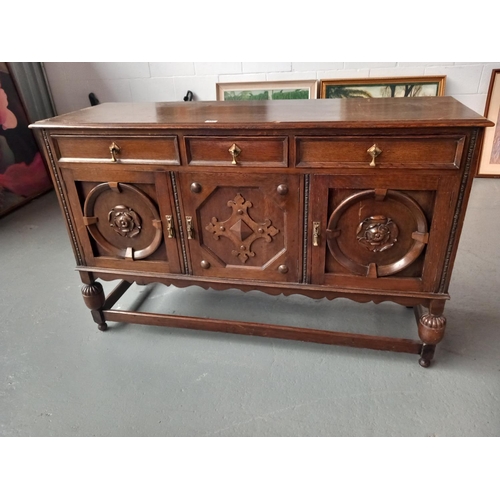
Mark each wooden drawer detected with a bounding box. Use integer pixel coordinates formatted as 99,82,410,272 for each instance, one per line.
53,135,180,165
185,136,288,167
295,135,465,169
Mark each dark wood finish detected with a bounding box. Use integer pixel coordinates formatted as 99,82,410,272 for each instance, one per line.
103,280,132,309
295,135,465,169
81,281,107,331
32,98,489,129
53,134,180,164
31,98,493,367
103,308,423,354
419,343,437,368
185,136,287,167
177,171,301,282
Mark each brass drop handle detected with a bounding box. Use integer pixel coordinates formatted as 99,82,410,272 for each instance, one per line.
165,215,175,238
228,143,241,165
313,222,320,247
367,144,382,167
109,142,120,162
186,216,194,239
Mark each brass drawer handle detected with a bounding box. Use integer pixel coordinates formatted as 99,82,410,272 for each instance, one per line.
109,142,120,162
186,216,194,239
228,143,241,165
367,144,382,167
165,215,175,238
313,222,320,247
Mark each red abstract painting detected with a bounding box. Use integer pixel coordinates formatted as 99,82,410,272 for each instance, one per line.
0,63,52,217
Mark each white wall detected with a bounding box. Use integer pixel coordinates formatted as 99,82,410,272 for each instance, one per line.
43,62,500,116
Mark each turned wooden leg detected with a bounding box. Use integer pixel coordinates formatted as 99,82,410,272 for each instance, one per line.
81,281,108,331
417,302,446,368
419,343,436,368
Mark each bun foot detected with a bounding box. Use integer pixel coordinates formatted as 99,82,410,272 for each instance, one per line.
82,281,107,329
419,343,436,368
419,357,431,368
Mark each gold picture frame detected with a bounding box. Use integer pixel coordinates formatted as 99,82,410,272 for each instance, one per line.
216,80,318,101
477,69,500,177
320,76,446,99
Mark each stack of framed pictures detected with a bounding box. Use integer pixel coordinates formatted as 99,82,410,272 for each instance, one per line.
215,76,446,102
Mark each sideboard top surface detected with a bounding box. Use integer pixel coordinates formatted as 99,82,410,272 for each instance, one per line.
31,97,493,130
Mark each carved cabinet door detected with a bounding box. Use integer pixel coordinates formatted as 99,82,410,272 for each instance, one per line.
177,172,302,282
60,167,183,274
308,173,456,292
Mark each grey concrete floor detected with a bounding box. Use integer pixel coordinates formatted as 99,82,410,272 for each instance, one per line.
1,179,499,437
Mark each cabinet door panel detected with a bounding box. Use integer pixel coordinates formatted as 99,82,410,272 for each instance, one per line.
309,173,456,292
61,165,182,273
178,172,301,282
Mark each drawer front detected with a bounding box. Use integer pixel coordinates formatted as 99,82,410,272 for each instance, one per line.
295,135,465,169
53,135,180,164
185,136,288,167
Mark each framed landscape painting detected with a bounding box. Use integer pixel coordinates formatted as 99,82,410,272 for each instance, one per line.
320,76,446,99
477,69,500,177
216,80,318,101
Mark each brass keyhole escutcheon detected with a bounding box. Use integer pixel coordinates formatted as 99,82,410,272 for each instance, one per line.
109,142,120,162
228,143,241,165
367,144,382,167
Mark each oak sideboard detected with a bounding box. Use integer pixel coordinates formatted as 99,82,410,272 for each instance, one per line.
31,97,493,367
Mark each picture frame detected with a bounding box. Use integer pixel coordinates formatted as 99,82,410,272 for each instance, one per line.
216,80,318,101
319,76,446,99
477,69,500,177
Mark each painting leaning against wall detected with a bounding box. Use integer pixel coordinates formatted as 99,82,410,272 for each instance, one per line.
319,76,446,99
216,80,318,101
477,69,500,177
223,88,310,101
0,63,52,217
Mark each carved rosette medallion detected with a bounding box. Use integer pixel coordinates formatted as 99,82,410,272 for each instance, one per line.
205,193,279,263
108,205,142,238
356,215,399,252
326,189,429,278
83,182,163,261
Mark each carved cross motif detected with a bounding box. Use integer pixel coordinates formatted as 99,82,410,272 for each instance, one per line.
206,193,279,263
